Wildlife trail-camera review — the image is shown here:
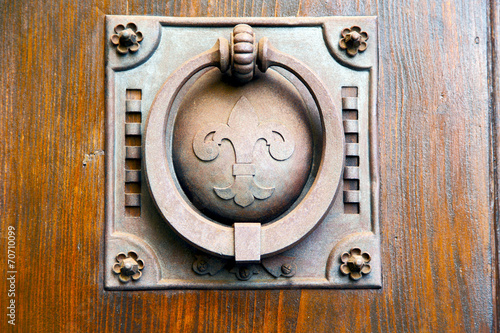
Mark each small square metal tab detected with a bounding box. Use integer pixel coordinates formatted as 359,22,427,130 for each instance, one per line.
234,223,261,263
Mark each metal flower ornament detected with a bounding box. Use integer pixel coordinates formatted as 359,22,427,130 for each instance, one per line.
339,26,369,56
340,247,371,280
110,23,143,54
112,251,144,283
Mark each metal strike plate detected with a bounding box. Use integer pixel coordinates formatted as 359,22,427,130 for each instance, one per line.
105,15,380,289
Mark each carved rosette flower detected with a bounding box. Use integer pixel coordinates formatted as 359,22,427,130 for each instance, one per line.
110,23,143,54
112,251,144,283
339,26,369,56
340,247,371,280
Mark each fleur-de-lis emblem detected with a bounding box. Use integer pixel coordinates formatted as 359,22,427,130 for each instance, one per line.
193,96,295,207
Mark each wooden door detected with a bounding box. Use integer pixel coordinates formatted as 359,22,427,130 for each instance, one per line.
1,0,498,331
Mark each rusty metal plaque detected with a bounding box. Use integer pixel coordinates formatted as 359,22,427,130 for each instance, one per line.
105,15,380,289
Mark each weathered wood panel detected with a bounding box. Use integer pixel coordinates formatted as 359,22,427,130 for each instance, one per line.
491,0,500,330
0,0,494,331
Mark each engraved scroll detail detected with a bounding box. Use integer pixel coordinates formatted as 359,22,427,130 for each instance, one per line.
193,96,295,207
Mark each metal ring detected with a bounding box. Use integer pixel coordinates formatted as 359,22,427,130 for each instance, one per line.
144,33,344,258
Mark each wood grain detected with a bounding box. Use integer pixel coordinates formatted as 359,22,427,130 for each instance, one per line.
491,0,500,330
0,0,495,331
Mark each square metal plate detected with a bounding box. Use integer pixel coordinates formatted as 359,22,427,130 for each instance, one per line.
105,15,380,289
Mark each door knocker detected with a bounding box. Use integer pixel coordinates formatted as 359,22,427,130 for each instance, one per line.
105,16,380,289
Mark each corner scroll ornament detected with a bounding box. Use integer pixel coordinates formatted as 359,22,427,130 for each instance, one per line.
193,96,295,207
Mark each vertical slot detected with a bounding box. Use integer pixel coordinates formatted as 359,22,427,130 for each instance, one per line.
125,89,142,217
342,87,360,214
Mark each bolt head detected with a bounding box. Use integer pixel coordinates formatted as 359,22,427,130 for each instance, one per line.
281,264,292,275
239,267,250,279
350,31,361,41
347,254,367,272
197,260,208,272
354,257,364,268
119,29,136,46
121,257,139,276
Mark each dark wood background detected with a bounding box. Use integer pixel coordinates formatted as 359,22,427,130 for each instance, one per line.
0,0,497,331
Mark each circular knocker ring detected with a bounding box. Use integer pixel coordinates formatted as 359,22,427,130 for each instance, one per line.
145,24,344,260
